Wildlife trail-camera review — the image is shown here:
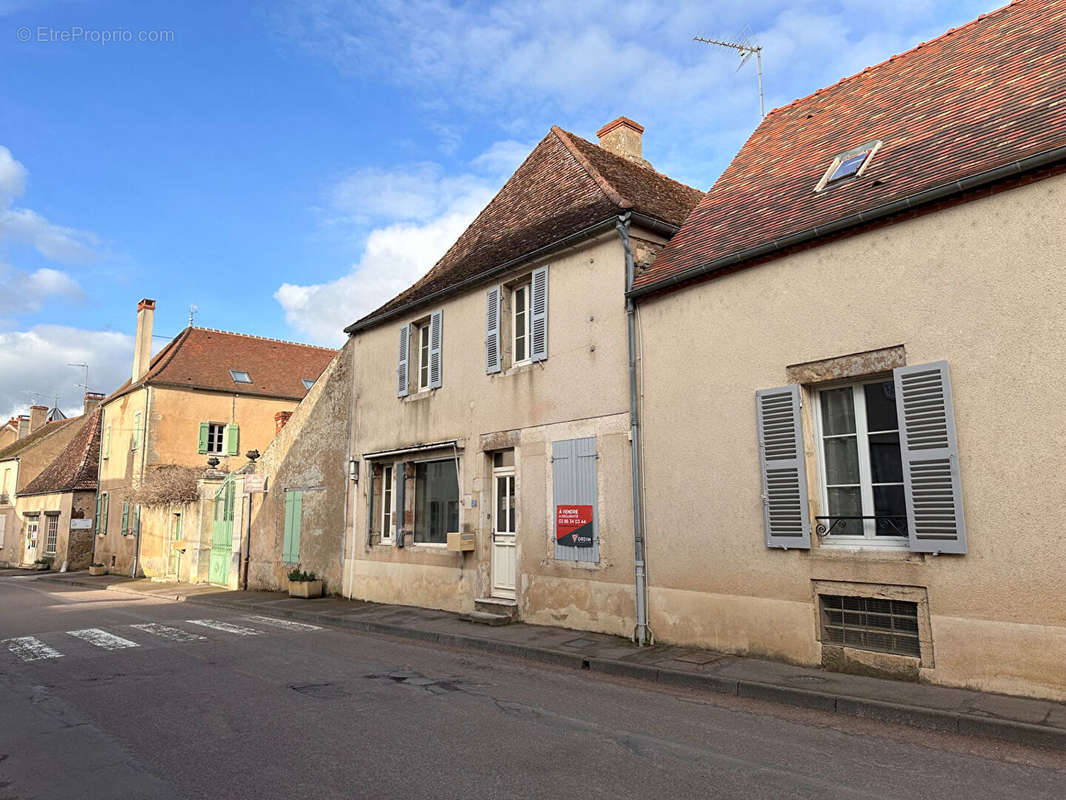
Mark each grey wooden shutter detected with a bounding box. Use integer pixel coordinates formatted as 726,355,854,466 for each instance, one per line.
397,324,410,398
756,385,811,549
894,362,966,554
364,465,375,547
486,286,501,374
530,266,548,362
429,310,443,388
394,462,406,548
552,437,599,562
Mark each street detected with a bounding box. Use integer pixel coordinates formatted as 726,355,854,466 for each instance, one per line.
1,578,1064,799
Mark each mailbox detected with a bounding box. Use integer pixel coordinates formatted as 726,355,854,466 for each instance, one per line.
446,532,475,552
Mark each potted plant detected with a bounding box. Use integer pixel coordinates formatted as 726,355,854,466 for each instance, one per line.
88,562,107,576
287,567,323,599
34,557,52,572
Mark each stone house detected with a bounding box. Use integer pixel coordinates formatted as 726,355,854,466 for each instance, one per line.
629,0,1066,700
93,299,335,580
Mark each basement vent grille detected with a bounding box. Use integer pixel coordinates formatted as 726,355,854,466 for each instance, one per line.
819,594,920,658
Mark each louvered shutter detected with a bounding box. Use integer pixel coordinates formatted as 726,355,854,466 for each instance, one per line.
394,463,406,548
94,494,103,535
428,309,443,389
102,494,109,533
197,422,209,454
132,505,141,536
486,286,501,374
397,324,410,397
530,266,549,362
364,466,375,547
121,501,130,536
894,362,966,554
756,385,811,549
226,424,240,456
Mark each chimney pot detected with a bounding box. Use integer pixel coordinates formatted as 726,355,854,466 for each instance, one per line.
131,298,156,384
596,117,648,166
83,392,106,415
16,415,30,439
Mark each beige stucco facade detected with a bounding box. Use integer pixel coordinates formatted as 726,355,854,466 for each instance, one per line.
636,173,1066,700
343,230,663,635
13,490,95,570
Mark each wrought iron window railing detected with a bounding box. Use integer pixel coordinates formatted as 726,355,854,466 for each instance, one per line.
814,515,907,537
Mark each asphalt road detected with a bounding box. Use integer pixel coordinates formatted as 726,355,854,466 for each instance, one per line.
1,578,1065,799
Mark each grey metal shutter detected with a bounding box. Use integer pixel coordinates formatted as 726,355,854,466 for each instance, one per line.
894,362,966,554
756,385,811,549
486,286,501,374
394,462,406,548
429,310,443,389
397,324,410,398
552,437,599,562
530,266,548,362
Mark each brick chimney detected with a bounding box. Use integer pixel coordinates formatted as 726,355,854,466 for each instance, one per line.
274,411,293,434
131,298,156,383
83,392,105,415
28,405,48,434
596,117,649,167
16,415,30,439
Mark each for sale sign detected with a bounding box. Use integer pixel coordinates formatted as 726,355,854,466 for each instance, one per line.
556,505,594,548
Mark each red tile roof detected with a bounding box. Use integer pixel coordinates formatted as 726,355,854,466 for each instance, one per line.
21,410,101,496
105,328,336,402
636,0,1066,293
348,126,703,331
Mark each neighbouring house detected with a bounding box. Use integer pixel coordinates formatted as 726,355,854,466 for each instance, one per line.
93,299,336,581
0,402,92,567
630,0,1066,699
293,119,701,631
15,407,102,570
0,416,25,450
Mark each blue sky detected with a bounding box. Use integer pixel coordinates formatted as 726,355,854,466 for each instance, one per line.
0,0,999,418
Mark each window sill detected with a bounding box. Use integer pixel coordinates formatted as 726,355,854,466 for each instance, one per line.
402,388,437,403
811,544,924,563
495,361,543,379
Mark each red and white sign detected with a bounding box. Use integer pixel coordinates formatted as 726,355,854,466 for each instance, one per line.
556,504,594,548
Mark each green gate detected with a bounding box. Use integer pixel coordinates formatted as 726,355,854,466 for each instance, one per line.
209,479,235,586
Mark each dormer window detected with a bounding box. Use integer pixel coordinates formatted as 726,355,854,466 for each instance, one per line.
816,140,882,191
230,370,252,384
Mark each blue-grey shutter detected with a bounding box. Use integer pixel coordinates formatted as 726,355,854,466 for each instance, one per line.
486,286,501,374
394,463,406,548
552,437,598,563
530,266,548,362
894,362,966,554
397,324,410,398
428,310,443,389
756,385,811,549
365,465,375,547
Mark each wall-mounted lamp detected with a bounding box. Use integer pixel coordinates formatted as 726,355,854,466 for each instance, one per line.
348,459,359,482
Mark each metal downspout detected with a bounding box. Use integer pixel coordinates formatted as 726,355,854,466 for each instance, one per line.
616,213,652,646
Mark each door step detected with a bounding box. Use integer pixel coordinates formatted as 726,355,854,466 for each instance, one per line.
459,610,513,626
474,597,518,620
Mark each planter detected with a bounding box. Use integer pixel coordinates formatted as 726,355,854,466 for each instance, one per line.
288,580,323,599
34,562,51,571
88,565,108,576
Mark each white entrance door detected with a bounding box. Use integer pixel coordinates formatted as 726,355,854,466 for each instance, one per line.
491,468,516,599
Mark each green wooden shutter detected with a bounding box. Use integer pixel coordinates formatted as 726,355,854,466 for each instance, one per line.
283,490,302,564
198,422,209,454
95,494,103,535
133,505,141,536
121,501,130,536
283,492,292,563
226,424,240,456
102,494,110,533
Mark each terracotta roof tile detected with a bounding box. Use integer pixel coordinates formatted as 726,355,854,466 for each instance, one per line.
638,0,1066,291
349,127,703,330
105,328,336,402
21,410,101,496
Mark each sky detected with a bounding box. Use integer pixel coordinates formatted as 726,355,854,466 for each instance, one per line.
0,0,1001,420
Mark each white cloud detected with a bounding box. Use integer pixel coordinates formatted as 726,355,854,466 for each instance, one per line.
0,325,133,421
0,265,85,313
0,146,27,202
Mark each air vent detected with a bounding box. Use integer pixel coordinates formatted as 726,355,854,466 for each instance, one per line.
820,594,920,657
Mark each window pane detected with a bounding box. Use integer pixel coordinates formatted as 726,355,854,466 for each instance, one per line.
820,387,855,435
824,436,859,484
868,432,903,483
864,380,899,432
496,476,507,531
508,476,516,532
414,460,458,544
873,485,908,536
827,487,862,534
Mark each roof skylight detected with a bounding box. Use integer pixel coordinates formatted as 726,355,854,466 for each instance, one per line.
816,140,882,191
302,378,315,390
230,370,252,383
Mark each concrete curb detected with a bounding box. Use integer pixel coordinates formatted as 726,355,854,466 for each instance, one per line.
39,576,1066,751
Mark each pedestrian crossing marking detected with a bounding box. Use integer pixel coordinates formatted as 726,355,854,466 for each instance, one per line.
130,622,206,642
5,636,64,662
186,619,262,636
67,628,140,650
244,615,320,631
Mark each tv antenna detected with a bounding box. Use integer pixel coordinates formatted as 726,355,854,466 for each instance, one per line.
68,362,90,394
188,304,198,327
693,30,765,119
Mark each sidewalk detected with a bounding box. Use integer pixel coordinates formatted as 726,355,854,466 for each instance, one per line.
36,571,1066,750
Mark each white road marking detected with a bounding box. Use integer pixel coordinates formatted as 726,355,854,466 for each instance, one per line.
130,622,206,642
243,615,320,631
67,628,140,650
185,619,262,636
5,636,64,662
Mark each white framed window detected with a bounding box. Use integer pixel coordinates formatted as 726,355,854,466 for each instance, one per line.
512,282,531,366
413,458,458,545
380,464,394,542
44,513,58,555
417,322,431,391
814,378,908,546
206,422,225,455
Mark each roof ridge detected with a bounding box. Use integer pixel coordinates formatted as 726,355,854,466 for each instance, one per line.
565,129,704,196
551,126,633,209
189,326,336,351
766,0,1017,118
